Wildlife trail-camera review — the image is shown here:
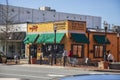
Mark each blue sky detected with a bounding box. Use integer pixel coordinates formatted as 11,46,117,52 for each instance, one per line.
0,0,120,26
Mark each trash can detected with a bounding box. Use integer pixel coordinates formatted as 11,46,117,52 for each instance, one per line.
98,61,109,69
30,56,36,64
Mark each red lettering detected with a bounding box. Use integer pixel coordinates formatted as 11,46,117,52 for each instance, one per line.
29,25,38,32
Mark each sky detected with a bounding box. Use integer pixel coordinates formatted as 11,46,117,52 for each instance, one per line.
0,0,120,27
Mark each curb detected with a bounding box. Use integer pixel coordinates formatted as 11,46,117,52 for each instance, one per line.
93,69,120,73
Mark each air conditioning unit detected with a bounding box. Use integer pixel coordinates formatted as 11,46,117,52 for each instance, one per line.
112,25,120,32
112,26,116,32
39,6,51,11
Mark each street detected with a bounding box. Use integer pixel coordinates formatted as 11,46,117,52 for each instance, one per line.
0,64,117,80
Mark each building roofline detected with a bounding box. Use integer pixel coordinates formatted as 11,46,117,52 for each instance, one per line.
0,4,101,18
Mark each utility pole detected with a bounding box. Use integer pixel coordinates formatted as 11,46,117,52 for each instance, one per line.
4,0,9,60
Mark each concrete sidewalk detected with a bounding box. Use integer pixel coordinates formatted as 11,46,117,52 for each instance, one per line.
16,64,120,73
3,60,120,73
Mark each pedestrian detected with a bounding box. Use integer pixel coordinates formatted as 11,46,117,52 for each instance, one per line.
107,50,114,62
62,49,67,66
40,52,43,65
14,54,18,64
68,50,73,66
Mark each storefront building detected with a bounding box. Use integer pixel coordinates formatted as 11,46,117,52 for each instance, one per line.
0,23,27,58
24,20,120,64
88,30,120,62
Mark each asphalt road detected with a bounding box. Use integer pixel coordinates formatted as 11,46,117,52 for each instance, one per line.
0,64,115,80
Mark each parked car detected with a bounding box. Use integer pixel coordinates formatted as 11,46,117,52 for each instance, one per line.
0,51,7,63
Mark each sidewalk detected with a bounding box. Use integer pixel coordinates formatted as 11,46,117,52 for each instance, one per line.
4,60,120,73
19,64,120,73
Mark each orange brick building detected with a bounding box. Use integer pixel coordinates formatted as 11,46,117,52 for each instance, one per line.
24,20,120,63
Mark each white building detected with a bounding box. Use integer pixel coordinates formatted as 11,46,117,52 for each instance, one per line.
0,4,101,28
0,23,27,58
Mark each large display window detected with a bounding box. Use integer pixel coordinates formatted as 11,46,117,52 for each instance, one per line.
41,44,64,57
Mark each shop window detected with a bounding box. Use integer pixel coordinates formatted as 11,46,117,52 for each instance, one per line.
41,44,64,57
9,45,15,53
93,45,104,58
72,44,84,58
3,46,5,52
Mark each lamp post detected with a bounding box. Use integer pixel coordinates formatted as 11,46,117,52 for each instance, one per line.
115,26,120,61
53,26,57,65
103,21,108,61
87,29,90,58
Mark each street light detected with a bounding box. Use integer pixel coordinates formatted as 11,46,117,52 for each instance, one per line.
103,21,108,61
53,26,57,65
115,26,120,61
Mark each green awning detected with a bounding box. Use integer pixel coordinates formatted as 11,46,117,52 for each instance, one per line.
36,33,65,43
23,34,38,44
93,35,110,44
71,33,89,43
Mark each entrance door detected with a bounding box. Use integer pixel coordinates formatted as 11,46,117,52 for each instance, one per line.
72,44,84,58
29,44,37,58
41,44,64,57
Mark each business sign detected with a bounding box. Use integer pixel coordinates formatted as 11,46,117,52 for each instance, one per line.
29,25,38,32
54,21,66,30
70,21,86,31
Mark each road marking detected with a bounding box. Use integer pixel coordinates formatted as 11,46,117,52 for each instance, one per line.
47,74,65,77
89,72,106,74
0,78,20,80
19,64,64,68
0,67,65,75
0,73,51,79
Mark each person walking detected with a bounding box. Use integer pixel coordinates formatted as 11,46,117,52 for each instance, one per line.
107,50,114,62
62,49,67,66
14,54,18,64
68,50,73,66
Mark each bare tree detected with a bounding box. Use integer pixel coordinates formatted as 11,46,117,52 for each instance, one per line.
0,0,17,60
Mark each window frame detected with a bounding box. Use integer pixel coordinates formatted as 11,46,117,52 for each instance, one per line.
71,44,84,58
93,45,105,58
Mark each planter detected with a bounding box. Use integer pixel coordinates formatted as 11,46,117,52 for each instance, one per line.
109,62,120,70
98,61,109,69
31,58,37,64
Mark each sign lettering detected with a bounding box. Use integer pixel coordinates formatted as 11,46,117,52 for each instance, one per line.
71,22,85,31
54,22,66,30
29,25,38,32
